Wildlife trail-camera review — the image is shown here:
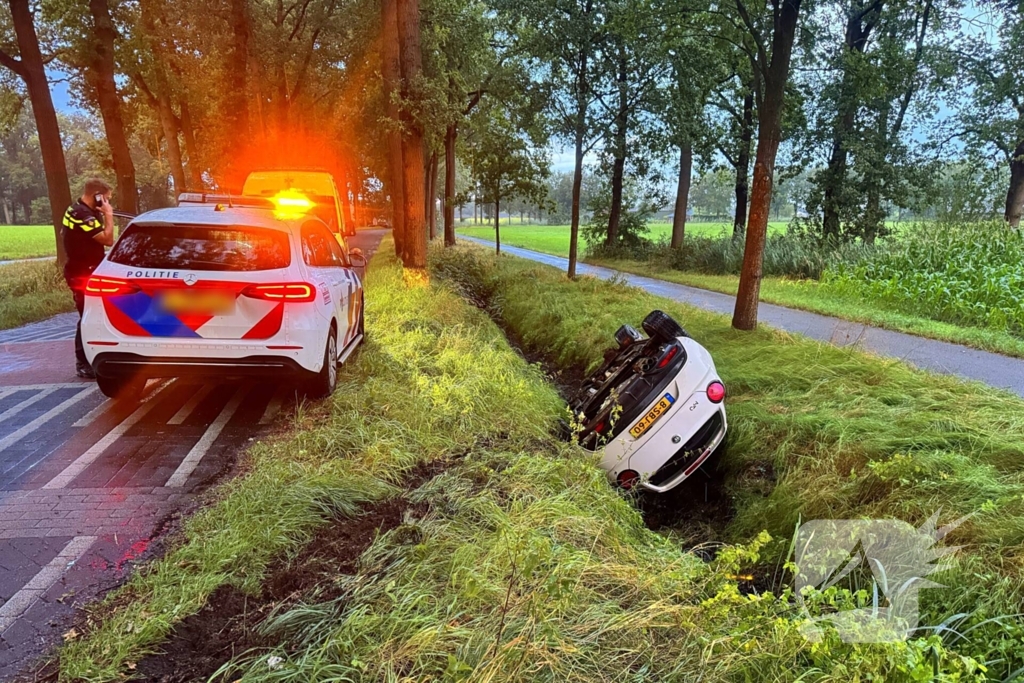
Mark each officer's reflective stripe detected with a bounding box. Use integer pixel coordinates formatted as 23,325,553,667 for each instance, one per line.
62,210,100,232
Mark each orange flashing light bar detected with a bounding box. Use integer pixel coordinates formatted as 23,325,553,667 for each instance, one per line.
271,189,314,219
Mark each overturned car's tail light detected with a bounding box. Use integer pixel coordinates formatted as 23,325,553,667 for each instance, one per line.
242,283,316,302
656,344,680,369
84,276,140,296
706,381,726,403
617,469,640,490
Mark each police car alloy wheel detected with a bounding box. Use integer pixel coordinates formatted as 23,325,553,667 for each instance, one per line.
307,327,338,399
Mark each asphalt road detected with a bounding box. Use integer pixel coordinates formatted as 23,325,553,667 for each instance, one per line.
0,228,388,679
461,236,1024,398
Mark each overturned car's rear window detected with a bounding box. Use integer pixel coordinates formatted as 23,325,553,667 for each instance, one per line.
109,224,291,271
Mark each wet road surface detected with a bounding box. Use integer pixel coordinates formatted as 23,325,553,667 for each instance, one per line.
0,229,387,678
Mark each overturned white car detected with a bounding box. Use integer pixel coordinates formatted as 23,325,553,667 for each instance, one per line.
570,310,727,493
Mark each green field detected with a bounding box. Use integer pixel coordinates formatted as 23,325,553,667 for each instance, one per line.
0,225,57,260
456,221,790,256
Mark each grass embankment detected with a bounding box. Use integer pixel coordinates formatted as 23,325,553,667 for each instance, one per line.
0,259,75,330
431,245,1024,677
457,221,790,256
0,225,57,260
60,242,980,682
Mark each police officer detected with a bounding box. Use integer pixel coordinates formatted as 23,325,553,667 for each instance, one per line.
61,179,115,379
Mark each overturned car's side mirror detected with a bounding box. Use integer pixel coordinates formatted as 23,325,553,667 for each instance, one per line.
350,247,367,267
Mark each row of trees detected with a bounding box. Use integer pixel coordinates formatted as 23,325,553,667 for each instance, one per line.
2,0,1021,329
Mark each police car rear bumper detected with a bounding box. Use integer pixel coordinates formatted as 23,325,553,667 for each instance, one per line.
92,352,309,379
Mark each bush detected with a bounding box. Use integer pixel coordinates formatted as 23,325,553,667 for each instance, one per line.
823,221,1024,335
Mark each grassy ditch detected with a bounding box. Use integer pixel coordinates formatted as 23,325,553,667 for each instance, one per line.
431,244,1024,677
0,259,75,330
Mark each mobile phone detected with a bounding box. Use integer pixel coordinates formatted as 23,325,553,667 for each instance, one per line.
94,194,105,207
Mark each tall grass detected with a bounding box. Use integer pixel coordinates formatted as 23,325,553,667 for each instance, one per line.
589,231,875,280
431,244,1024,678
0,259,75,330
824,221,1024,335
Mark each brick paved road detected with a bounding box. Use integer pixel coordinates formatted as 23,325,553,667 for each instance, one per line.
0,229,386,679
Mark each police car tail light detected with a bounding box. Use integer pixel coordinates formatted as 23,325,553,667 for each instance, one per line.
241,282,316,302
84,276,140,296
706,381,726,403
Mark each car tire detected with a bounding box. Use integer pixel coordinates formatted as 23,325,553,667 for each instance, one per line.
96,374,145,401
307,327,338,399
642,310,688,341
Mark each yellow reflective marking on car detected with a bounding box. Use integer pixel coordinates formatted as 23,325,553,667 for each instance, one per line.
629,393,675,439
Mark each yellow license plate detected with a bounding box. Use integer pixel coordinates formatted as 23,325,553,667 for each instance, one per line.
629,394,675,439
160,290,235,315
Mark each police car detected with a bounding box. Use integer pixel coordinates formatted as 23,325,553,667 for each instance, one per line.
79,193,366,400
570,311,727,493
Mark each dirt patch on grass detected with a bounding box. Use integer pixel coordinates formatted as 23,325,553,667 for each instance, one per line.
131,460,445,683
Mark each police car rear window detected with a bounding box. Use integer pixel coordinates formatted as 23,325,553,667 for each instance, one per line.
109,224,291,271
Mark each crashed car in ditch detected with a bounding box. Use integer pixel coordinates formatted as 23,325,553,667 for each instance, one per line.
569,310,727,493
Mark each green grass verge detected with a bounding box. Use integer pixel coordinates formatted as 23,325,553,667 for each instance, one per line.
456,221,790,256
430,244,1024,677
588,257,1024,360
0,225,58,260
0,260,75,330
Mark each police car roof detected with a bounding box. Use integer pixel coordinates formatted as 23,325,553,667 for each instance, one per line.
129,205,306,231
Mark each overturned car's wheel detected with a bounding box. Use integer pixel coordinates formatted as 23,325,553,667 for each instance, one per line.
96,374,146,401
642,310,687,341
614,324,643,349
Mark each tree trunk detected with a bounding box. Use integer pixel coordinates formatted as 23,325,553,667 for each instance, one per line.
606,51,628,246
822,0,885,240
397,0,427,269
86,0,137,214
1005,139,1024,229
568,127,585,279
733,90,753,241
157,94,187,196
224,0,249,167
427,151,438,240
6,0,71,264
381,0,406,257
733,0,803,331
444,122,457,246
179,99,203,190
494,197,501,255
671,142,692,249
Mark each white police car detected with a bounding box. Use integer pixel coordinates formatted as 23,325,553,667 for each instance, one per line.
570,311,727,493
79,193,366,400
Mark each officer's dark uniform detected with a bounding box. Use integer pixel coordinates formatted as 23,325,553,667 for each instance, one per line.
61,200,106,373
